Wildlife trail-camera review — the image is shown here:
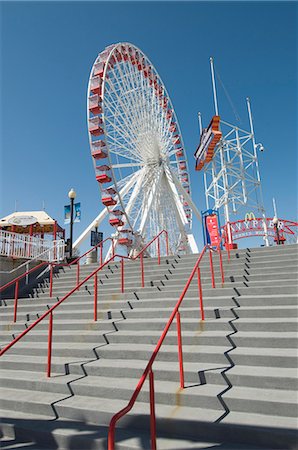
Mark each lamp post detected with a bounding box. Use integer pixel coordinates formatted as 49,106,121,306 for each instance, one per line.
272,216,280,245
68,188,76,259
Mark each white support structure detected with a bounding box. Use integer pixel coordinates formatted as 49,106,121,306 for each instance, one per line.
203,116,268,245
73,171,141,250
200,59,269,246
164,167,198,253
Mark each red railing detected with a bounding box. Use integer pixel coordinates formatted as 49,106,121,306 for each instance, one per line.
108,243,226,450
0,231,169,378
49,237,115,297
0,237,114,323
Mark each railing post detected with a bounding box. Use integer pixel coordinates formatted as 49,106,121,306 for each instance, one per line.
140,253,145,288
13,280,19,323
165,232,169,256
209,250,215,288
94,273,98,321
49,264,53,298
100,244,103,266
47,311,53,377
218,246,225,286
149,369,157,450
157,237,160,265
227,242,231,261
197,267,205,321
25,263,29,285
176,311,185,388
76,263,80,290
121,258,124,293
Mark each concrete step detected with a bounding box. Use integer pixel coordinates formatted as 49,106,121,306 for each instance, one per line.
225,365,298,390
230,346,297,367
70,375,224,410
96,342,229,364
232,331,298,348
0,387,63,417
222,385,298,417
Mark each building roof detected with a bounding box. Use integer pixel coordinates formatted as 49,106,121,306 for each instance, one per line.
0,211,64,234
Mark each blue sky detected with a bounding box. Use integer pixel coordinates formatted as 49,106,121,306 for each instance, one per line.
0,1,297,250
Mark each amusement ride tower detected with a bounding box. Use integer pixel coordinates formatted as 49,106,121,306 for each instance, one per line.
195,58,269,247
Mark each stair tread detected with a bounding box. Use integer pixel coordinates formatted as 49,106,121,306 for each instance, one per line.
222,385,298,403
227,365,298,378
222,410,298,430
230,347,297,356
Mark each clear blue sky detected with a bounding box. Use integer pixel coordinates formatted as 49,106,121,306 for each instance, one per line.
1,1,297,250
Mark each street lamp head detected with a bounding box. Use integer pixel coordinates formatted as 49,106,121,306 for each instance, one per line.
94,219,99,228
272,216,279,225
68,188,76,200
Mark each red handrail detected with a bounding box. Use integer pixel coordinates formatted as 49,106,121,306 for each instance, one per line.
0,230,169,377
0,237,114,296
49,237,114,297
107,244,225,450
0,261,48,293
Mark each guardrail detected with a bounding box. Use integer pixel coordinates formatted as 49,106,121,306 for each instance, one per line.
108,241,226,450
0,230,169,378
0,229,64,261
0,237,113,322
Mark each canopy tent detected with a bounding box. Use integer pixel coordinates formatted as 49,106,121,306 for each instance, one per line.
0,211,65,239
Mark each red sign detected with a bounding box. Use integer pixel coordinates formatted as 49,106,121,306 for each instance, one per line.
195,116,222,171
206,214,220,246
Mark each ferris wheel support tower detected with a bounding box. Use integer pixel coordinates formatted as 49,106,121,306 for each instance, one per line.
199,58,269,247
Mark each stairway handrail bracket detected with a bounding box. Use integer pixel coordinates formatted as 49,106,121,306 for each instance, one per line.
108,240,226,450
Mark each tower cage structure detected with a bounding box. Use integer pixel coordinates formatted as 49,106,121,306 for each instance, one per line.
198,58,269,247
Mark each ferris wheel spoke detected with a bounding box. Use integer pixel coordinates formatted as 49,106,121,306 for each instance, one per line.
104,86,141,142
103,96,139,145
112,163,144,169
139,169,163,235
106,72,144,135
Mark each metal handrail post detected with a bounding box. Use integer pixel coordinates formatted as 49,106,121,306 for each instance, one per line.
219,246,225,286
176,311,185,389
47,311,53,377
13,280,19,323
157,237,160,265
94,273,98,321
76,263,80,290
121,258,124,293
209,250,215,288
49,265,53,298
140,253,144,288
149,369,157,450
197,267,204,321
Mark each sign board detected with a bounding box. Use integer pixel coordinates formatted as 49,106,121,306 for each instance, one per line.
7,215,38,226
205,214,220,247
91,231,103,247
195,116,222,171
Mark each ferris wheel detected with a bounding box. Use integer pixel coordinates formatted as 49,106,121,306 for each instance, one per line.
74,42,200,256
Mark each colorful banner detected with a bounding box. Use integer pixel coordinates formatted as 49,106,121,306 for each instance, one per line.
64,202,81,224
74,202,81,223
64,205,71,224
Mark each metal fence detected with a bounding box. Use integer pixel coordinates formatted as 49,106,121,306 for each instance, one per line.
0,230,65,262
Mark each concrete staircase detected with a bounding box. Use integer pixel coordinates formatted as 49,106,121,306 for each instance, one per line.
0,244,297,449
